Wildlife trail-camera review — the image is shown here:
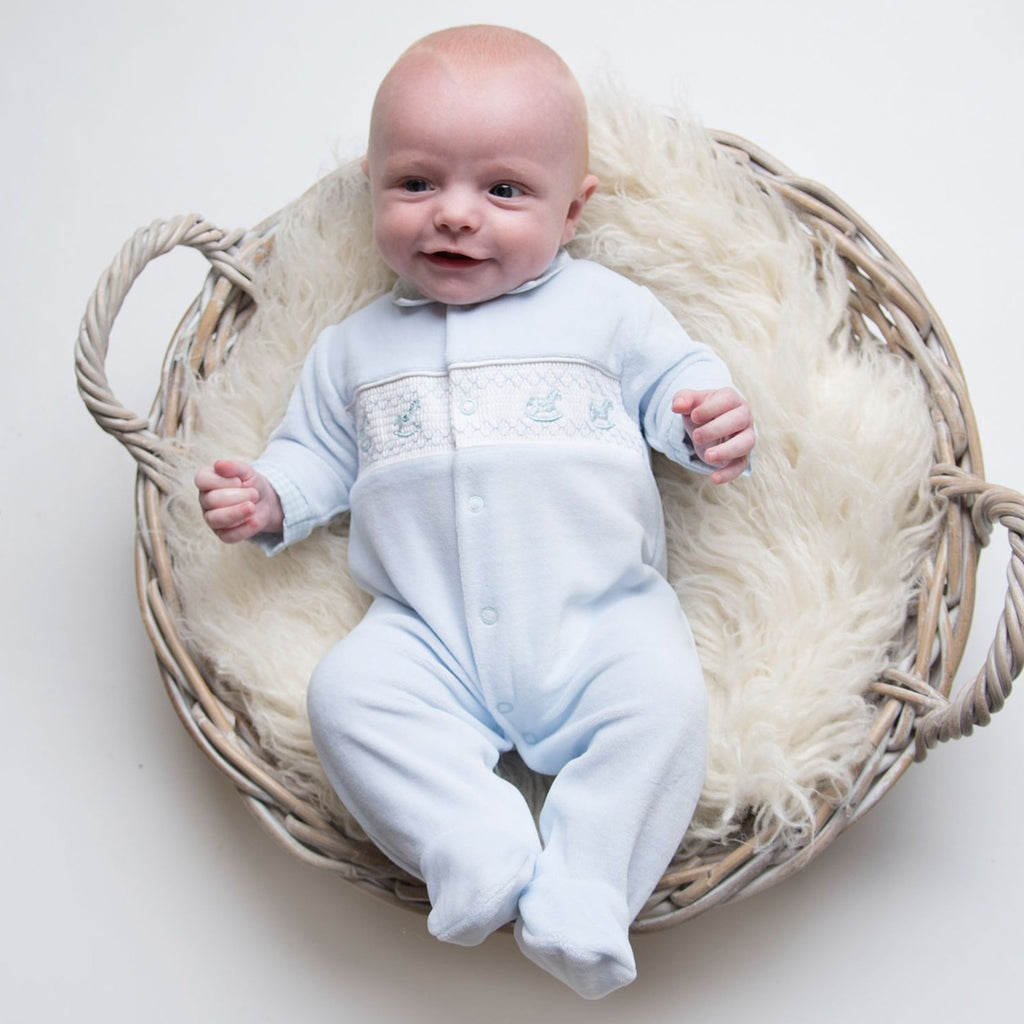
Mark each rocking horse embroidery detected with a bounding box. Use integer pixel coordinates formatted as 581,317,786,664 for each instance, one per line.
590,397,614,431
394,397,422,438
525,390,563,423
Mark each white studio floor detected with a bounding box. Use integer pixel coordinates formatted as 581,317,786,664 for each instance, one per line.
5,2,1022,1022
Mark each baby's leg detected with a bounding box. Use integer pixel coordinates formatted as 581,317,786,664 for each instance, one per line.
514,587,707,998
307,597,541,946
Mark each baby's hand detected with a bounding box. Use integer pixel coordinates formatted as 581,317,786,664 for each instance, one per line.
195,459,284,543
672,388,755,485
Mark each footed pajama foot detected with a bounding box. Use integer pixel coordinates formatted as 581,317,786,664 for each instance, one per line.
422,831,538,947
514,878,636,999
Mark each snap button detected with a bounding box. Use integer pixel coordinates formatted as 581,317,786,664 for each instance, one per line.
460,398,477,415
480,607,499,625
467,495,484,513
497,702,514,714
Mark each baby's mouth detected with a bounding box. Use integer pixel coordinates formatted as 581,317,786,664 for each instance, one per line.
425,250,483,265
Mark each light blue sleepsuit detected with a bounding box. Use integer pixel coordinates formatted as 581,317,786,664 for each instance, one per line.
253,252,739,998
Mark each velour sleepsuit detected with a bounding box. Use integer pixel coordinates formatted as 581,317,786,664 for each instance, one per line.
253,251,739,998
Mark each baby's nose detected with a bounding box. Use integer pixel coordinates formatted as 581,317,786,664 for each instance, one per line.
433,189,481,232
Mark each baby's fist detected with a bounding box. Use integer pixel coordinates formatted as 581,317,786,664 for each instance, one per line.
672,388,754,485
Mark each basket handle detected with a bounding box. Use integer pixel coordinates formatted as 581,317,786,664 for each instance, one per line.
75,214,255,476
915,467,1024,758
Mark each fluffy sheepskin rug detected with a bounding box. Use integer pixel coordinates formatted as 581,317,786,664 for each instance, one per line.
163,86,940,854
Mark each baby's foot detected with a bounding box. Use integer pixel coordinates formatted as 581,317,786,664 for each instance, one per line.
514,878,636,999
422,833,537,947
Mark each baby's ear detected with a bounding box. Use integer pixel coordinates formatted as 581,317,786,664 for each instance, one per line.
561,174,599,243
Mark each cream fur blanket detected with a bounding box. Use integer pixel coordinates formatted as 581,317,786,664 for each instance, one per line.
163,89,939,853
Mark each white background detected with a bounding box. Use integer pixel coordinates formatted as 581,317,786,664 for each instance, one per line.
4,1,1022,1020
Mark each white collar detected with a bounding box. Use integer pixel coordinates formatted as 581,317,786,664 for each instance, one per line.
391,249,572,308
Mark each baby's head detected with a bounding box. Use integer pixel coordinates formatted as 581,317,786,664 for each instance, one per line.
363,25,598,305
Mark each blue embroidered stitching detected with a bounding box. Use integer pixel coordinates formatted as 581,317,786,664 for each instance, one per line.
590,397,614,430
394,398,422,438
525,390,563,422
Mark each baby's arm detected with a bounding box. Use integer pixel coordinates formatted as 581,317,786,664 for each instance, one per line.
195,458,284,544
672,388,755,486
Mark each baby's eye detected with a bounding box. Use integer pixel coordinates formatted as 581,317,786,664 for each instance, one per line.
402,179,432,193
489,183,523,199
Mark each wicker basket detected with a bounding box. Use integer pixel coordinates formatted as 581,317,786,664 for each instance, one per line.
75,132,1024,932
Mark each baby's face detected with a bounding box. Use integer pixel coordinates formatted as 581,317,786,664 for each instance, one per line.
365,59,596,305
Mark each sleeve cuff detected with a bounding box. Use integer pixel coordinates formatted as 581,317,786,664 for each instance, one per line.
249,460,318,555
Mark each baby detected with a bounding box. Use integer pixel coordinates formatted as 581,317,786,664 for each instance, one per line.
196,25,754,998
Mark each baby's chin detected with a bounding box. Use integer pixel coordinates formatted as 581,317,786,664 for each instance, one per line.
409,265,522,306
